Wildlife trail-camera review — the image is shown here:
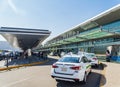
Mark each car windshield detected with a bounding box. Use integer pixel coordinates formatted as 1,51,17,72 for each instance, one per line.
58,57,79,63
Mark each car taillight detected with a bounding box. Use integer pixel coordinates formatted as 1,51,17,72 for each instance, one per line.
70,66,81,70
52,64,58,68
93,58,97,60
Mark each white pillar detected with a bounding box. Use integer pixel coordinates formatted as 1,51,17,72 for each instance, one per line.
28,49,32,56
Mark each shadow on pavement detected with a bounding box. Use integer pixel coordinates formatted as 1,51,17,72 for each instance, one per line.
99,63,107,87
0,56,58,70
92,63,107,71
56,72,106,87
102,63,107,68
4,56,48,66
99,63,107,71
37,57,58,66
100,75,106,87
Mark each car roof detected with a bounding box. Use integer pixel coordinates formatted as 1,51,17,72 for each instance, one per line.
86,53,95,55
62,53,84,59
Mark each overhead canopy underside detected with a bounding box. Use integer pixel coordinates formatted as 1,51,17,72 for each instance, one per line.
0,27,51,50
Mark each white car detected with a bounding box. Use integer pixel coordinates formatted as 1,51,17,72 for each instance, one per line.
51,53,91,83
85,53,99,67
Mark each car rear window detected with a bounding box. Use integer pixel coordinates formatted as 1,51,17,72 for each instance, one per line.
58,57,79,63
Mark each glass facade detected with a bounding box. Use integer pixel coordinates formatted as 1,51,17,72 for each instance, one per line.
103,20,120,32
43,20,120,56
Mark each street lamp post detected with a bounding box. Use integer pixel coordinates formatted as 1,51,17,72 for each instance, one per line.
6,55,9,68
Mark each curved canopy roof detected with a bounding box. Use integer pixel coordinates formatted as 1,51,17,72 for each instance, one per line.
0,27,51,50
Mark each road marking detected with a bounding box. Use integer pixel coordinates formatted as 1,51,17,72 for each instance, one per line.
2,77,32,87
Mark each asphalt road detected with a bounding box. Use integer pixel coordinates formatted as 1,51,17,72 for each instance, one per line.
0,56,102,87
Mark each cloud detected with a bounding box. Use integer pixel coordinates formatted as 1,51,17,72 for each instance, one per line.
8,0,18,13
0,0,26,16
7,0,26,16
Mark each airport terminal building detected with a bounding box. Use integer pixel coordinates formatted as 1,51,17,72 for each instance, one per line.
41,5,120,61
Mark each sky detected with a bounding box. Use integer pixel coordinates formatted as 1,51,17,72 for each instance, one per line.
0,0,120,43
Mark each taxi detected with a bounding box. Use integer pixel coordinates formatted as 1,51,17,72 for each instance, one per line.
84,53,99,67
51,53,91,83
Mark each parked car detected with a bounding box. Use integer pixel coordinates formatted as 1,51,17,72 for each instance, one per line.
84,53,99,67
51,53,91,83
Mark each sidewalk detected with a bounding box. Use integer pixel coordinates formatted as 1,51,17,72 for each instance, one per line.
0,60,6,68
101,62,120,87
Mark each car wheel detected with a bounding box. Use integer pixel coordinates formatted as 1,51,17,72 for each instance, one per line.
89,69,92,74
55,79,60,82
95,64,98,68
82,73,87,84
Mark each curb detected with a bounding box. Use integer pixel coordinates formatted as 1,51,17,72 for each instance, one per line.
100,63,106,87
0,60,49,71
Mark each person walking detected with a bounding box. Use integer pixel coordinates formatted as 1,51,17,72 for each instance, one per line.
106,50,111,62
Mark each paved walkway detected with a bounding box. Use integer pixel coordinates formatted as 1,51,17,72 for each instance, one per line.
0,60,6,67
101,62,120,87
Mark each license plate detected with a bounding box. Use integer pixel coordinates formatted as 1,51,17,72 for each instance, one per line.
61,67,67,72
